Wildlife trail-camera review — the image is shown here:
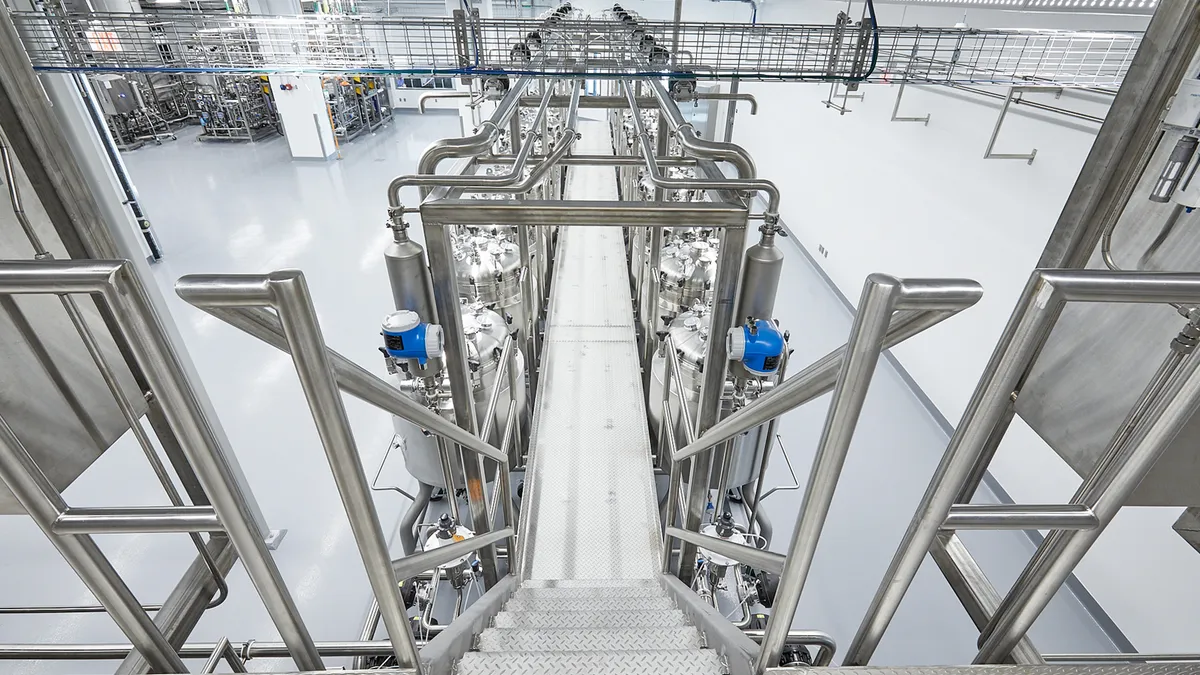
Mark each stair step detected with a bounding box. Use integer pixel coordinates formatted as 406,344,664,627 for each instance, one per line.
519,578,661,589
477,627,704,652
458,649,725,675
503,594,675,612
511,585,668,600
492,609,689,629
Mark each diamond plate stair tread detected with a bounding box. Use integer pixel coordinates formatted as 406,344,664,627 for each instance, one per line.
772,662,1200,667
492,609,689,629
476,627,704,652
503,595,676,612
520,578,660,589
511,585,669,600
457,649,725,675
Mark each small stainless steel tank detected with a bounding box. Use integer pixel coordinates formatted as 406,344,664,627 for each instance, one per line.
658,238,718,323
453,231,526,345
393,304,526,489
649,308,771,492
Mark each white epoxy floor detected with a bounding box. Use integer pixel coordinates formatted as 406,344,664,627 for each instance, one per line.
0,110,1115,673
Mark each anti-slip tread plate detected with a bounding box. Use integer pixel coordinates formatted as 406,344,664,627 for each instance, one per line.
457,649,724,675
476,627,704,652
520,118,662,581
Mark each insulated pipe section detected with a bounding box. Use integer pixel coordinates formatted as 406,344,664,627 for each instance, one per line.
675,279,983,463
845,268,1200,667
645,77,756,179
624,82,780,220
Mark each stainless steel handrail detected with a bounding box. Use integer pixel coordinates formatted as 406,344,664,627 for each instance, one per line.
176,270,421,670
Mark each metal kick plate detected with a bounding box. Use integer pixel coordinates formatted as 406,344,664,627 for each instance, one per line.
772,662,1200,667
1016,129,1200,507
520,118,663,580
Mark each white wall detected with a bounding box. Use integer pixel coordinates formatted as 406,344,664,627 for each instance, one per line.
584,0,1199,655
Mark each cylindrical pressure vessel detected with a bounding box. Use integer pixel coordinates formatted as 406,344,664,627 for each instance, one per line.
730,225,784,381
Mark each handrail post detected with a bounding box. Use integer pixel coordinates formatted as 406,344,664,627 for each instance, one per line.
267,271,422,671
754,274,906,673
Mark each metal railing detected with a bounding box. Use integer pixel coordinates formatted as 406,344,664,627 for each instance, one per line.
844,269,1200,667
660,273,984,674
175,269,520,674
0,260,326,672
5,7,1142,86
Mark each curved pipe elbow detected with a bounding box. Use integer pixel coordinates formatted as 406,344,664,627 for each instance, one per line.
417,91,471,114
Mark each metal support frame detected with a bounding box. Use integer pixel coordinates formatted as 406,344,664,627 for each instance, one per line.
846,269,1200,667
983,86,1062,164
0,259,323,672
891,81,930,125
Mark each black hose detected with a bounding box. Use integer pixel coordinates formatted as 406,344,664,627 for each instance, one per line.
400,482,435,556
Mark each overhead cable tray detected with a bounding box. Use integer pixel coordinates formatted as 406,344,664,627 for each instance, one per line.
9,9,1141,86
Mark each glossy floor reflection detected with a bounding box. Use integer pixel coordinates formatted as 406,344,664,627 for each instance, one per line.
0,111,1115,674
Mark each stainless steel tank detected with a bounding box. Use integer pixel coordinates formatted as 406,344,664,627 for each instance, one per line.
453,231,526,345
658,238,718,323
393,303,527,489
648,308,768,491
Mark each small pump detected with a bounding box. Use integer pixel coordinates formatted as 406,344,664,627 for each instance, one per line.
727,317,785,376
381,310,443,367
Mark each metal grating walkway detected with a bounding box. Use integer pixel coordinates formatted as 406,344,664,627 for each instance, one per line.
519,116,662,581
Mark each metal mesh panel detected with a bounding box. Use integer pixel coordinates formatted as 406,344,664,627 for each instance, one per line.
10,10,1141,85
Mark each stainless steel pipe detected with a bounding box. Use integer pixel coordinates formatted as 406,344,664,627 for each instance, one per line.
665,526,785,574
625,82,780,217
51,506,223,534
941,504,1099,531
646,77,756,179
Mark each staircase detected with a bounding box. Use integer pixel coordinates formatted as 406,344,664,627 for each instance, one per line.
459,578,726,675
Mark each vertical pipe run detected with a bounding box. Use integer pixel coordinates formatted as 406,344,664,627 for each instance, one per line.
0,415,187,674
268,271,420,670
755,274,903,673
678,210,747,586
423,215,498,588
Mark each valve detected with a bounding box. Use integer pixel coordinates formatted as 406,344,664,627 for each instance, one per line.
727,317,785,376
381,310,443,367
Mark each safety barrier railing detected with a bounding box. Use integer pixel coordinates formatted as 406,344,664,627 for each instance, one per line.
844,269,1200,667
0,261,327,672
175,269,519,675
659,273,983,674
